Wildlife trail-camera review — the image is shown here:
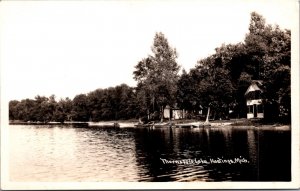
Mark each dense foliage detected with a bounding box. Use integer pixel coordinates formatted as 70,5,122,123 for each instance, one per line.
176,12,290,122
9,12,291,123
9,84,138,122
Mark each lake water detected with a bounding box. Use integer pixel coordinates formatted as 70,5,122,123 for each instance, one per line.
9,124,291,182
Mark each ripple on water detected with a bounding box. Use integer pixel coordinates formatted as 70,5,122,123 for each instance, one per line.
9,124,291,182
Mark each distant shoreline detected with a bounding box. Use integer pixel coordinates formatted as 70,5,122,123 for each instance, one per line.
9,121,88,125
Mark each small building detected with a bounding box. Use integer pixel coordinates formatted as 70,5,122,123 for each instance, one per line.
163,105,185,120
245,80,264,119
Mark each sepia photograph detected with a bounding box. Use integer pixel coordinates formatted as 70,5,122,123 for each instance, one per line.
1,0,299,190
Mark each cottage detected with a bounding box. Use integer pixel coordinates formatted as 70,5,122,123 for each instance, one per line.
245,80,264,119
163,105,185,120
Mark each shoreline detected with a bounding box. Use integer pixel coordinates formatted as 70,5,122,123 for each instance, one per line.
9,119,291,130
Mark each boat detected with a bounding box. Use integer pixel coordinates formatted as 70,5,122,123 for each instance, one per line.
88,122,119,127
118,122,138,128
176,122,211,128
134,122,173,128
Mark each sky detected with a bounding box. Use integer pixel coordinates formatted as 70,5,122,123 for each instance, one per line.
0,0,297,101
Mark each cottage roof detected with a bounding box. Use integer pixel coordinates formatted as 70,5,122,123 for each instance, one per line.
245,80,263,95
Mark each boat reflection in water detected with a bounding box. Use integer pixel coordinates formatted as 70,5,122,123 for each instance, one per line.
9,124,291,182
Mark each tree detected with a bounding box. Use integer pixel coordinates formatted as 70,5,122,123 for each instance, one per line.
213,43,251,118
245,12,291,121
85,84,138,121
195,55,235,120
87,89,105,121
53,97,73,122
176,69,198,111
113,84,137,119
9,100,20,120
179,12,291,122
133,32,180,121
18,98,36,121
72,94,89,121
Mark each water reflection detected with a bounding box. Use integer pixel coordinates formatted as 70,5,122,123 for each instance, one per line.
9,125,290,182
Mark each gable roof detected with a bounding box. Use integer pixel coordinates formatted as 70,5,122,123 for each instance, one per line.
245,80,263,95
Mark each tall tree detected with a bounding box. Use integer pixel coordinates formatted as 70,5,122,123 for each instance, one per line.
133,32,180,121
245,12,291,121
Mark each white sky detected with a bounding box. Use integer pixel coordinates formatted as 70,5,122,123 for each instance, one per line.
0,0,297,101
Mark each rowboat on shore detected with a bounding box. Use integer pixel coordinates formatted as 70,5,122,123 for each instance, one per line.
134,122,172,128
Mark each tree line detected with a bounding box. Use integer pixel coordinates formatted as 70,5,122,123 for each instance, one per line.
9,12,291,123
177,12,290,122
9,84,138,122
